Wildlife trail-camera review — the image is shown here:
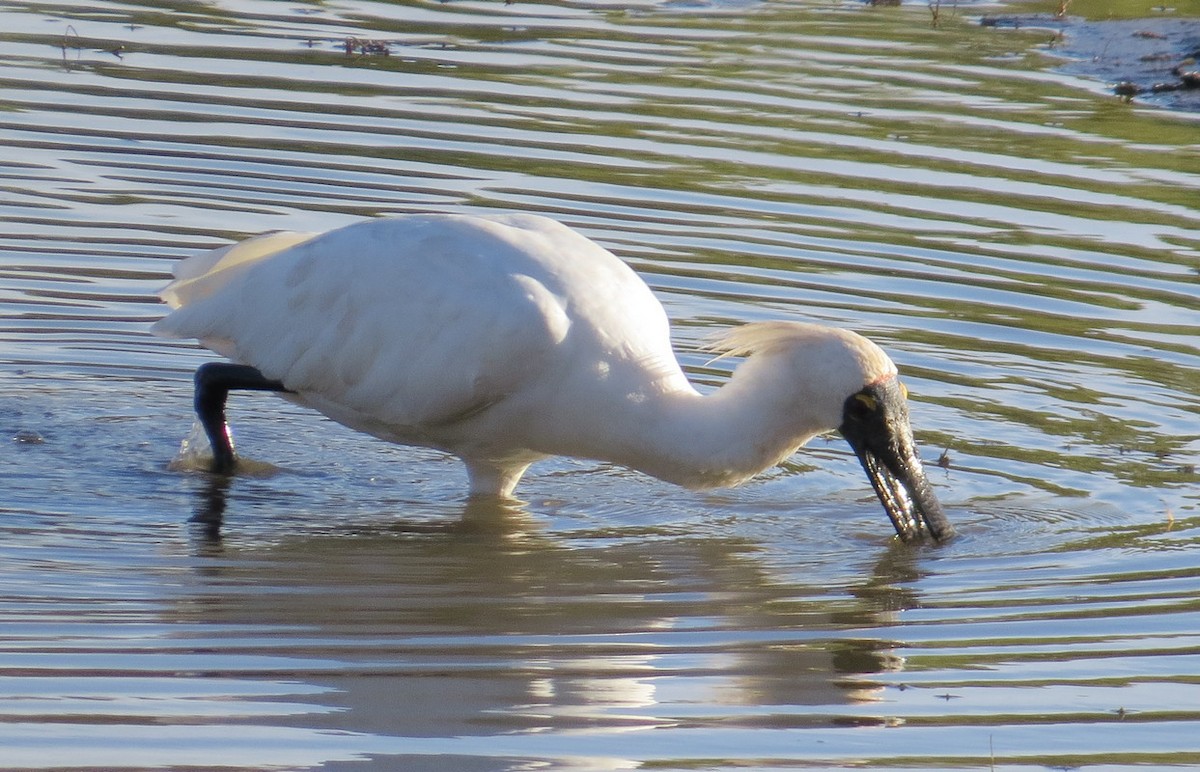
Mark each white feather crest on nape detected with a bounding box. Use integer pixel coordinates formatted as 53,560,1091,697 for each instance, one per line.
702,321,846,360
702,321,899,386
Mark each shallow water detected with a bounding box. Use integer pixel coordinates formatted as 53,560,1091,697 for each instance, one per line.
1,0,1198,769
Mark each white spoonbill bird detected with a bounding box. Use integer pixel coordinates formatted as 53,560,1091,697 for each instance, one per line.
153,213,954,541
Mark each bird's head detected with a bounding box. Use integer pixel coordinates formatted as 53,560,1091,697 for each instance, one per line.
836,371,954,542
712,322,955,542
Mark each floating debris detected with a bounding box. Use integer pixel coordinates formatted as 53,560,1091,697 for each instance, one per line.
343,37,392,56
980,14,1066,30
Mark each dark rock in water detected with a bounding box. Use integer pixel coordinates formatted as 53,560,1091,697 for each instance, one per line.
980,14,1066,31
1048,17,1200,111
983,14,1200,112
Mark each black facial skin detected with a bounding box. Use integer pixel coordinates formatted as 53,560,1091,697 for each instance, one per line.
838,378,955,542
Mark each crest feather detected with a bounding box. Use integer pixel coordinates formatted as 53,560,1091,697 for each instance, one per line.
703,321,899,385
703,321,841,360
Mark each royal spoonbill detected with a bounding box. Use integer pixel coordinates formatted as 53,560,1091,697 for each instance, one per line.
153,213,954,541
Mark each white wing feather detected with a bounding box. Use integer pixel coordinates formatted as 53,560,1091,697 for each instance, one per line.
153,214,683,447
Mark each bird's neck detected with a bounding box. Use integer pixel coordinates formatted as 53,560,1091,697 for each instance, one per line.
613,365,832,489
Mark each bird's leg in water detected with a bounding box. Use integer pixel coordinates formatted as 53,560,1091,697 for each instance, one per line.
194,363,290,473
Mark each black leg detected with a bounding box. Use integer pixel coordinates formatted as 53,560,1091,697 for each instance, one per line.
194,362,289,473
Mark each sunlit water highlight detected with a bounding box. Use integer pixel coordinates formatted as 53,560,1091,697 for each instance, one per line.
1,0,1198,769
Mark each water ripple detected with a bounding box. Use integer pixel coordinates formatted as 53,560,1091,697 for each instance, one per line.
1,0,1199,768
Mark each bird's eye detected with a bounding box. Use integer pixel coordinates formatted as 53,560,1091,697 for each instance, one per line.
850,391,877,418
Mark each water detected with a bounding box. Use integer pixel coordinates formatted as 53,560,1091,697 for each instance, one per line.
1,0,1198,769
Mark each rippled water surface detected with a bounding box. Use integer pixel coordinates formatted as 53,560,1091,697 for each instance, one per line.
1,0,1198,769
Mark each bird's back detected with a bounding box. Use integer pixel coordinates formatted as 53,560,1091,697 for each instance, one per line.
153,214,688,455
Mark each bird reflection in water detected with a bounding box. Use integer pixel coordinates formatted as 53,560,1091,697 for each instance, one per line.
190,474,229,543
188,472,532,545
178,476,935,736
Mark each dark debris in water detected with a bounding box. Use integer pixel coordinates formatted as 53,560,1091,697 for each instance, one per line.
12,429,46,444
343,37,393,56
980,13,1069,31
984,13,1200,111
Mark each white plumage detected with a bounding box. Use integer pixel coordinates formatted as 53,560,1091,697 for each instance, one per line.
154,213,952,540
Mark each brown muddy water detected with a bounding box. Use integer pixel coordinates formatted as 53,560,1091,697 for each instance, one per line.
1,0,1198,769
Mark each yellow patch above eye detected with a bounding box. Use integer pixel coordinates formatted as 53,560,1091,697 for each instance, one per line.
855,393,878,411
899,381,908,399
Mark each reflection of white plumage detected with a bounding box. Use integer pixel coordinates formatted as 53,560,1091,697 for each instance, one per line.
154,213,952,540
